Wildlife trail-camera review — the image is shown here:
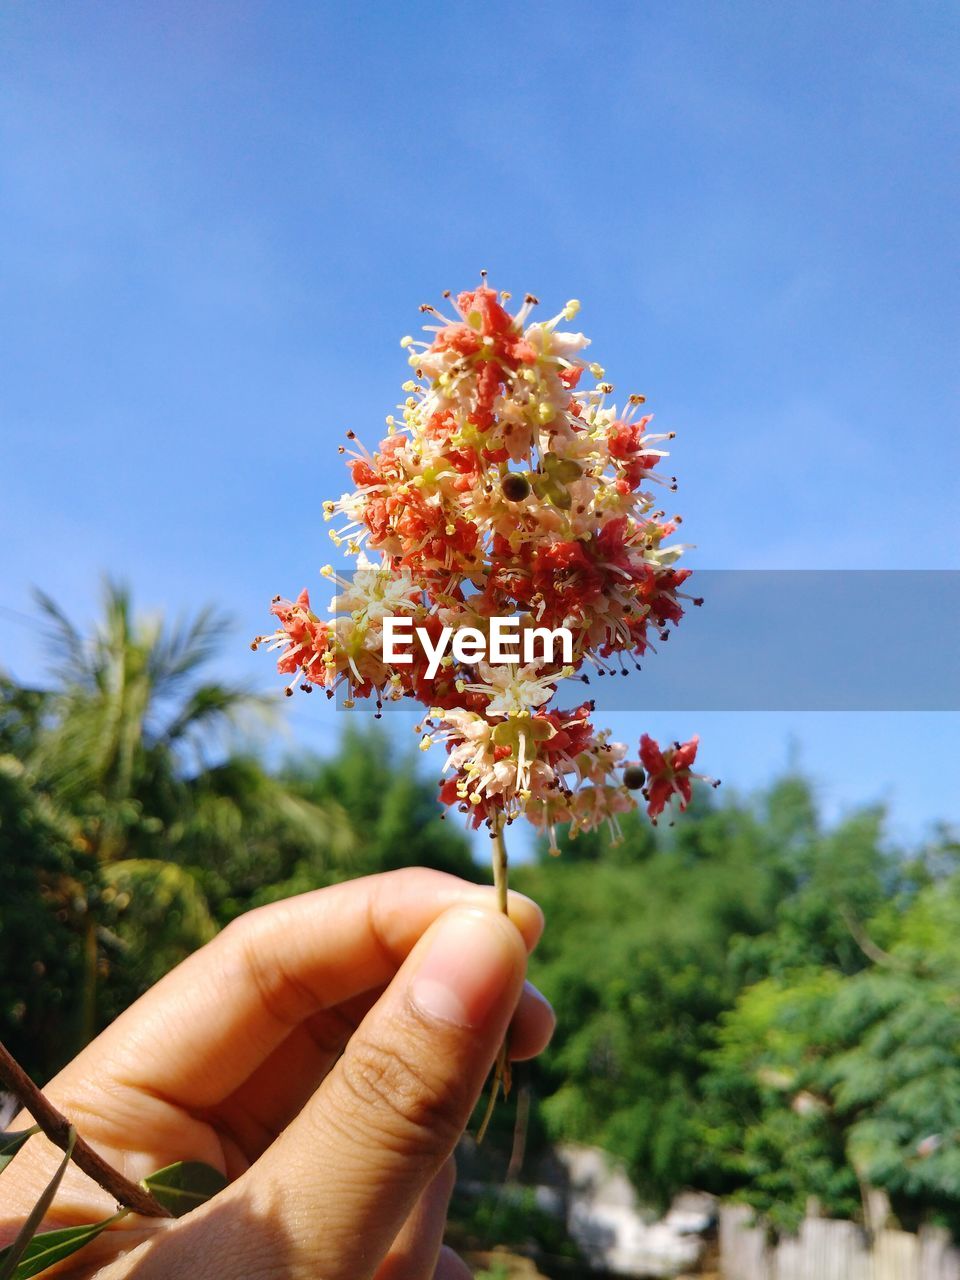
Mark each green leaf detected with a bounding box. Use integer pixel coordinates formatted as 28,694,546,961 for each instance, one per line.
0,1129,39,1176
492,717,556,753
141,1161,227,1217
0,1127,75,1280
1,1213,125,1279
544,453,584,484
532,454,583,511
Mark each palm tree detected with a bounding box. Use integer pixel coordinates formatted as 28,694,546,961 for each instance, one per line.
22,579,352,1044
31,581,253,844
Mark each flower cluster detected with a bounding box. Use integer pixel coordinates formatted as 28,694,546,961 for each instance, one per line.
254,282,715,848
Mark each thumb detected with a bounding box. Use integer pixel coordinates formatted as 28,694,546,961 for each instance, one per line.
215,906,526,1279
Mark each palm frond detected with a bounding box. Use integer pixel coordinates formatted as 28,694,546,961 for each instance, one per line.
32,589,90,686
159,682,272,751
148,605,232,699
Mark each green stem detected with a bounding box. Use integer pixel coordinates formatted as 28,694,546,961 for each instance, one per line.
492,822,509,915
477,821,512,1142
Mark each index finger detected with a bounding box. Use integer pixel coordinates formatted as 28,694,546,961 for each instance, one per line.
61,869,543,1108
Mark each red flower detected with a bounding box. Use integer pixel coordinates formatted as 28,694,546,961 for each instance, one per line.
558,365,583,389
541,703,596,759
265,590,330,682
639,733,700,822
456,286,515,337
432,324,483,359
263,282,713,837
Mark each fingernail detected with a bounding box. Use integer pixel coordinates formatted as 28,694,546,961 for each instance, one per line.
410,909,520,1029
522,979,554,1017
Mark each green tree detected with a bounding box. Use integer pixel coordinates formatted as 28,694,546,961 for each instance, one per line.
161,754,356,923
278,723,478,888
21,582,269,1036
516,782,791,1206
7,581,352,1055
30,581,259,853
0,754,95,1077
698,818,960,1234
729,804,898,984
0,672,48,758
698,970,861,1233
827,966,960,1233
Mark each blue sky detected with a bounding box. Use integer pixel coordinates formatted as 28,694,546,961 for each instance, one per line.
1,2,958,850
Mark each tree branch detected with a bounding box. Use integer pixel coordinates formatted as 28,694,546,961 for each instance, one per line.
0,1040,171,1219
839,906,902,969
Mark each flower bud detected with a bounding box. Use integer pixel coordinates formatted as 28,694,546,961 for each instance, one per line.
502,473,531,502
622,765,646,790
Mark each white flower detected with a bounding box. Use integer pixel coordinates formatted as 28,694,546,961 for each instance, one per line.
523,322,590,363
465,662,558,718
332,564,420,623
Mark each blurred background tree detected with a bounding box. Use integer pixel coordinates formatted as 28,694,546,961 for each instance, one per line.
0,749,94,1078
0,582,473,1068
514,784,792,1206
3,582,960,1250
511,777,960,1241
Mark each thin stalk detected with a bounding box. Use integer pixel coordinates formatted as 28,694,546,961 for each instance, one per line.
0,1040,171,1219
477,821,512,1142
491,821,509,915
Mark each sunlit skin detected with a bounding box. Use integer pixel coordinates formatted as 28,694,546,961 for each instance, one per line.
1,870,554,1279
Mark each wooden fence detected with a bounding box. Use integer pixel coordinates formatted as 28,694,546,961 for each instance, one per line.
719,1204,960,1280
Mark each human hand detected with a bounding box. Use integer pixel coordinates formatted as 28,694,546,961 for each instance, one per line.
2,869,554,1278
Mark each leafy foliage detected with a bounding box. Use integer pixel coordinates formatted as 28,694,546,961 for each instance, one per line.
448,1185,580,1265
0,1214,124,1280
511,776,960,1239
0,584,473,1081
0,1158,226,1279
0,755,94,1076
5,580,960,1254
0,1128,76,1280
278,724,479,887
142,1160,229,1217
517,785,791,1206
